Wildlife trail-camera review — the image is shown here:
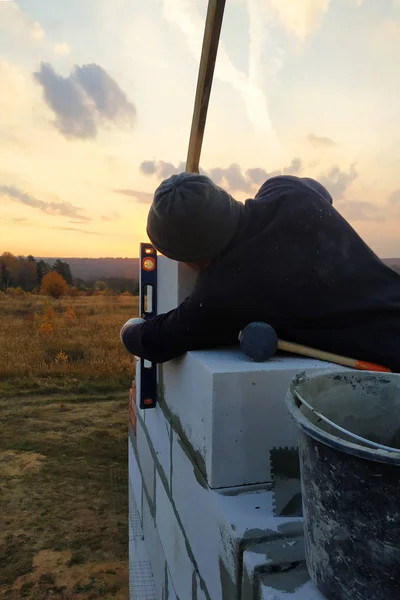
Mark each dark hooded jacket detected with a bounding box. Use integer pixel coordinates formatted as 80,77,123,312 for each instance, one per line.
122,176,400,372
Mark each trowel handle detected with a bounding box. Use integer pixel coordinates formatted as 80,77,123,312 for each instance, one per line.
278,339,391,373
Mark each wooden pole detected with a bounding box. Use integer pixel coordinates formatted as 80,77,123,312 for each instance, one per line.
185,0,226,174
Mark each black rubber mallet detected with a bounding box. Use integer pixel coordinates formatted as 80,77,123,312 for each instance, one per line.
238,321,391,372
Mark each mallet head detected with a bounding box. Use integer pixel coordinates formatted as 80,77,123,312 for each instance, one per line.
239,322,278,362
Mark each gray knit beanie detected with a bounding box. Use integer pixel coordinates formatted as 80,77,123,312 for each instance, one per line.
146,173,242,262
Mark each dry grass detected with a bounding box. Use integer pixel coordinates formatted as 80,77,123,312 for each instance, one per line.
0,293,139,599
0,293,139,384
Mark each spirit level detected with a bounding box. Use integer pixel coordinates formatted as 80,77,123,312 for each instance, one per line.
139,243,158,410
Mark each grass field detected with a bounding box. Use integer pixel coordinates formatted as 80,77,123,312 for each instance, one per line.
0,293,139,599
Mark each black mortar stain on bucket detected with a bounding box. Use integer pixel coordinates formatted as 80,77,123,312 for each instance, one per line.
300,433,400,600
389,427,400,449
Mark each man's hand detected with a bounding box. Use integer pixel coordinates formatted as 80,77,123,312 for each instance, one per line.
120,317,145,345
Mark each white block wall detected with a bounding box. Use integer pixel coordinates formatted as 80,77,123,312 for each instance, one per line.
157,256,198,314
128,255,329,599
129,404,327,600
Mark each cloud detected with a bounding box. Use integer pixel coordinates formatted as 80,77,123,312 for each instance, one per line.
53,42,71,56
137,156,391,229
113,189,153,203
31,21,45,40
139,157,303,194
0,185,90,222
209,164,250,192
388,189,400,205
245,167,277,186
55,226,100,235
0,3,45,41
262,0,330,41
307,133,337,147
10,217,30,223
379,20,400,38
72,64,135,122
140,161,157,176
208,158,302,192
139,160,187,179
160,0,279,141
319,164,358,199
33,62,136,139
339,201,385,222
283,158,303,175
101,211,120,221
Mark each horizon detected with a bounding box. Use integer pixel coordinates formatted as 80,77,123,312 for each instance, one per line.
3,252,400,261
1,1,400,257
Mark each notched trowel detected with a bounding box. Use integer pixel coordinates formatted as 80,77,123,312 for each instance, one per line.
270,447,303,518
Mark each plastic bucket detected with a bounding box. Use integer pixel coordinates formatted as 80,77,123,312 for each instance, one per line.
286,370,400,600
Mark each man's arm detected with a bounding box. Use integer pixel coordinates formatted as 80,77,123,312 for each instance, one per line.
120,293,240,363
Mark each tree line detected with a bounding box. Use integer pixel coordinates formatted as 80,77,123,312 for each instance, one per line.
0,252,139,295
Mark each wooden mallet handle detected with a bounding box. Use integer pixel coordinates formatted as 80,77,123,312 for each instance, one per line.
277,339,391,373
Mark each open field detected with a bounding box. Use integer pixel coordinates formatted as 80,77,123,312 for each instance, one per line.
0,293,139,382
0,293,139,599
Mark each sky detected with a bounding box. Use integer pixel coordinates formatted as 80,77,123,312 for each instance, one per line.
1,0,400,258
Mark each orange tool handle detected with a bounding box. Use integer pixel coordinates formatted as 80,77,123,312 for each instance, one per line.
278,340,391,373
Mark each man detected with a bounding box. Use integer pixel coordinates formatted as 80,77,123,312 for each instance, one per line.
120,172,400,372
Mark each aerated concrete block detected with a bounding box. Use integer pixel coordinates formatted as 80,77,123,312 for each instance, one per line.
170,429,234,599
193,571,209,600
136,419,156,511
167,566,178,600
163,349,342,488
142,488,166,600
155,470,195,600
144,402,172,492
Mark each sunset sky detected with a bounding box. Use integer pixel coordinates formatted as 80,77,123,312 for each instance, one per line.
1,0,400,258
